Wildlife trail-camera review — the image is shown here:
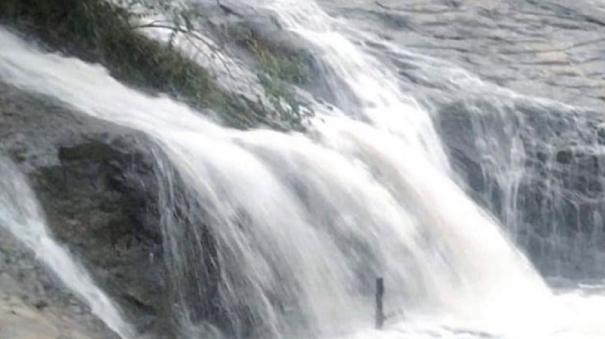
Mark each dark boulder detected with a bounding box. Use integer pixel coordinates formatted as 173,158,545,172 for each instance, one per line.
0,83,169,337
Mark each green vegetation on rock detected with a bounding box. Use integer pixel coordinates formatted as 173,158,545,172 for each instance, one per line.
0,0,257,127
223,23,312,126
251,40,310,86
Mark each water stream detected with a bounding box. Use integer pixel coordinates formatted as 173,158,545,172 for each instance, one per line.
0,0,605,338
0,158,135,338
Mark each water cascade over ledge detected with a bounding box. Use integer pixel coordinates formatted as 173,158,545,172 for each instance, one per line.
1,0,605,338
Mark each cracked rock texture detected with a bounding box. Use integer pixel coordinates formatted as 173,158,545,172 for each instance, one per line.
320,0,605,108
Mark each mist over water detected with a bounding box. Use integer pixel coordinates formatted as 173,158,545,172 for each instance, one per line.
1,0,605,338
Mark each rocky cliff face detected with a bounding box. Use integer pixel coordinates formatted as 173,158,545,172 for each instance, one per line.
0,226,116,339
320,0,605,109
0,2,314,336
319,0,605,279
0,80,238,338
0,83,171,338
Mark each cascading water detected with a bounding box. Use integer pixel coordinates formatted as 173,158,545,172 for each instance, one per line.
0,157,134,338
433,84,605,280
1,0,605,338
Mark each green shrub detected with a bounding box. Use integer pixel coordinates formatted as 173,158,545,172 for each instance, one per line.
246,35,311,126
0,0,312,129
0,0,247,125
249,40,310,86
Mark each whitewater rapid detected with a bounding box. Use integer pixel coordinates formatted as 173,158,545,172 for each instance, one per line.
0,0,605,338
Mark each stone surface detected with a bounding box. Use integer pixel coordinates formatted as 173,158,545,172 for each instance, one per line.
0,83,169,338
319,0,605,109
0,80,232,338
0,222,114,339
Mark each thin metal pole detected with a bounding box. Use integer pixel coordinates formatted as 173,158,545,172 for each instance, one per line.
375,277,384,329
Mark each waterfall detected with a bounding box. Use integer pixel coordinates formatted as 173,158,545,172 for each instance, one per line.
0,158,134,338
1,0,605,338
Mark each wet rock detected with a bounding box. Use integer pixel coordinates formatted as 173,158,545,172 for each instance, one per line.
0,83,170,338
598,127,605,145
437,93,605,278
320,0,605,279
0,225,115,339
0,82,236,337
556,149,573,164
319,0,605,109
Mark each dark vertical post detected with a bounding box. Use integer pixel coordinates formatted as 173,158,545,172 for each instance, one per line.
375,277,384,329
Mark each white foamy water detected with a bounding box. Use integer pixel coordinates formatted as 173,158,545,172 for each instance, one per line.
0,0,604,338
